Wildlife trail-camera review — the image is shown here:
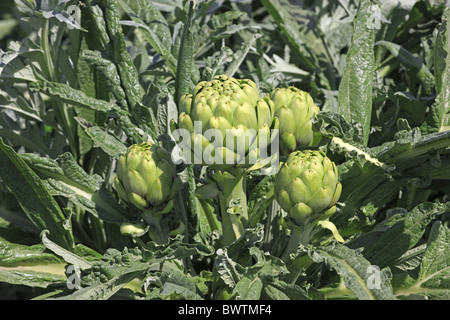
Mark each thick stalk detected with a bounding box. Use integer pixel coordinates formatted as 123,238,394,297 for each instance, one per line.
262,198,278,252
286,252,314,285
282,223,314,262
143,210,167,245
283,224,315,285
214,168,248,246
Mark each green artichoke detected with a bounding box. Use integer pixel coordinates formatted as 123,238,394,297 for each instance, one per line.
177,75,279,168
274,150,341,227
114,142,179,212
270,87,319,155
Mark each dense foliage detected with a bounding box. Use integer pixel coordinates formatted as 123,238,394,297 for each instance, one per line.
0,0,449,300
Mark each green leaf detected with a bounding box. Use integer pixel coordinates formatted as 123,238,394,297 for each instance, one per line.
262,279,309,300
214,248,244,288
103,0,142,110
311,243,397,300
143,235,215,262
418,221,450,284
79,50,128,110
85,126,128,157
159,268,204,300
0,138,74,250
21,152,128,224
260,0,315,72
421,8,450,133
224,33,263,78
376,40,434,96
54,263,148,300
0,237,62,267
394,221,450,299
233,276,263,300
337,0,375,146
28,81,116,113
247,175,274,228
363,202,449,268
0,231,66,289
175,0,196,104
53,247,148,300
41,230,92,270
0,266,66,288
118,0,177,75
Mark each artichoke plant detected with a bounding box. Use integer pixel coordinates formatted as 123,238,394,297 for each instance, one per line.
114,142,181,243
175,75,279,246
270,87,319,155
274,150,343,258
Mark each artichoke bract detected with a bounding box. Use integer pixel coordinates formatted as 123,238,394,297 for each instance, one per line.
270,87,319,155
275,150,341,227
114,142,179,211
177,75,279,168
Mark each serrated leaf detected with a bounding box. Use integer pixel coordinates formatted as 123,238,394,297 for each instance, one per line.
262,279,309,300
214,248,243,288
159,268,203,300
376,40,434,96
143,235,215,262
21,152,127,224
53,263,148,300
337,0,375,146
224,33,262,78
118,0,177,73
41,230,92,270
0,138,74,250
394,221,450,299
233,276,263,300
417,222,450,292
104,0,141,110
363,202,449,268
421,8,450,133
175,0,196,103
85,126,127,157
29,81,116,113
311,243,396,300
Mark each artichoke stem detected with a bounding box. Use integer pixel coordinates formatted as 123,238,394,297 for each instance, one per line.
282,223,314,262
215,168,248,246
143,210,168,245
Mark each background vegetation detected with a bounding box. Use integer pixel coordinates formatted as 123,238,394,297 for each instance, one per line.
0,0,449,300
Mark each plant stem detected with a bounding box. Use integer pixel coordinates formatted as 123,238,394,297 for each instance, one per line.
286,252,314,285
214,167,248,246
143,210,167,245
282,223,314,262
41,18,78,159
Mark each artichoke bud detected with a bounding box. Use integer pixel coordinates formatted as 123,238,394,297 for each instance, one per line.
114,142,179,211
274,150,341,226
270,87,319,155
178,75,277,168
